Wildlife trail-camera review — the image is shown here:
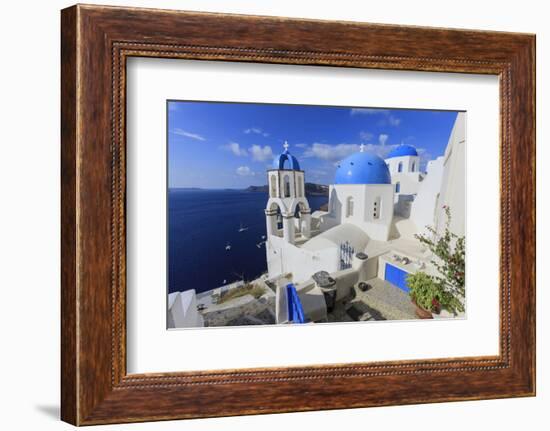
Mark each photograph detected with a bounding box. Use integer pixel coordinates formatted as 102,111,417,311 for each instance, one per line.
167,101,466,328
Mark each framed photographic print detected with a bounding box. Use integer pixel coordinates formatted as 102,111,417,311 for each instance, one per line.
164,101,465,329
61,4,536,425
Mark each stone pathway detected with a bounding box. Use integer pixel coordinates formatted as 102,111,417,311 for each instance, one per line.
328,277,418,322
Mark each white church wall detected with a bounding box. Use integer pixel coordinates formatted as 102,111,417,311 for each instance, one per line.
276,169,297,199
386,155,420,174
435,112,466,237
289,197,311,214
394,194,415,218
268,171,279,198
365,184,394,224
409,112,466,238
410,156,445,235
335,184,365,223
329,184,394,241
326,184,394,241
269,169,306,200
390,172,422,197
294,171,305,197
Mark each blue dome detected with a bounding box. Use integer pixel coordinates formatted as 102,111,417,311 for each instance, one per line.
334,152,391,185
273,149,301,170
386,145,418,158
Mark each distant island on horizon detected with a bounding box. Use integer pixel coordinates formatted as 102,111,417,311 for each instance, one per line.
170,183,330,197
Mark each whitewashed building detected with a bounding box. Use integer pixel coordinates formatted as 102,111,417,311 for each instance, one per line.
265,113,466,293
385,144,423,198
265,144,395,282
167,289,204,328
168,113,467,327
410,112,466,237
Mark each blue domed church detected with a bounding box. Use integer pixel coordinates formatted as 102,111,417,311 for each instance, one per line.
323,145,395,241
265,143,397,284
384,144,423,201
261,113,466,324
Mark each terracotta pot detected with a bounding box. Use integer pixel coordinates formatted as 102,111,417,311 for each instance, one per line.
413,301,434,319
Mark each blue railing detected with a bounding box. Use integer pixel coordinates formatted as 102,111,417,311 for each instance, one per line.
339,241,355,270
286,284,306,324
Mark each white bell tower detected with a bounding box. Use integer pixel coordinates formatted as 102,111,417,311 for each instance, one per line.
265,142,311,245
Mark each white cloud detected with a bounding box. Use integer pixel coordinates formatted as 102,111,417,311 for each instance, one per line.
387,116,401,126
350,108,401,126
295,143,308,148
303,143,360,162
359,131,374,141
244,127,269,137
222,142,248,157
362,143,397,158
301,141,404,162
350,108,390,116
300,137,427,165
236,166,254,176
249,144,273,162
171,128,205,141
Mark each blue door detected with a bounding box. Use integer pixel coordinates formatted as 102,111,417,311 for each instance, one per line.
384,264,410,292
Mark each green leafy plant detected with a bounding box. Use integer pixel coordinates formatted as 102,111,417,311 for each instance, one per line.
414,206,465,314
406,272,444,313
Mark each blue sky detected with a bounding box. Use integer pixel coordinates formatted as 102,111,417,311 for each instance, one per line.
168,101,459,189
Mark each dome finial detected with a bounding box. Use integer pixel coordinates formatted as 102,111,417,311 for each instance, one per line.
272,141,301,170
360,143,365,153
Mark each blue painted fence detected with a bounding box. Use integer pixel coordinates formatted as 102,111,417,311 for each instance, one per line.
384,264,410,292
286,284,306,324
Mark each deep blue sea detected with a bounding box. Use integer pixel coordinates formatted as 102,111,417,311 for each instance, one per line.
168,189,328,294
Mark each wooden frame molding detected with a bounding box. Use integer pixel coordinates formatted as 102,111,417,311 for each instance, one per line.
61,4,535,425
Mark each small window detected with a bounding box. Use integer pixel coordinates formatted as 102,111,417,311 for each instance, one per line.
283,175,291,197
346,196,354,217
395,182,401,193
398,162,403,173
270,175,277,197
373,197,381,219
411,161,416,172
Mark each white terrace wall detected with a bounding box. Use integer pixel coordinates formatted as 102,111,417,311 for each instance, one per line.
266,234,339,283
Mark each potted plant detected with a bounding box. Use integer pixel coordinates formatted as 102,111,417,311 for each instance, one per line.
406,272,443,319
412,206,466,317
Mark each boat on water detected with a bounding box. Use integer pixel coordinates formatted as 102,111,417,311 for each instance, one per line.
256,241,266,249
225,242,231,251
238,222,249,232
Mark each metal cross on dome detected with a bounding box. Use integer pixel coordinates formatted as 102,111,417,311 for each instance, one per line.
283,141,289,151
360,143,365,152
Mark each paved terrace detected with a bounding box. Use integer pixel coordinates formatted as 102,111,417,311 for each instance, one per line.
328,277,418,322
